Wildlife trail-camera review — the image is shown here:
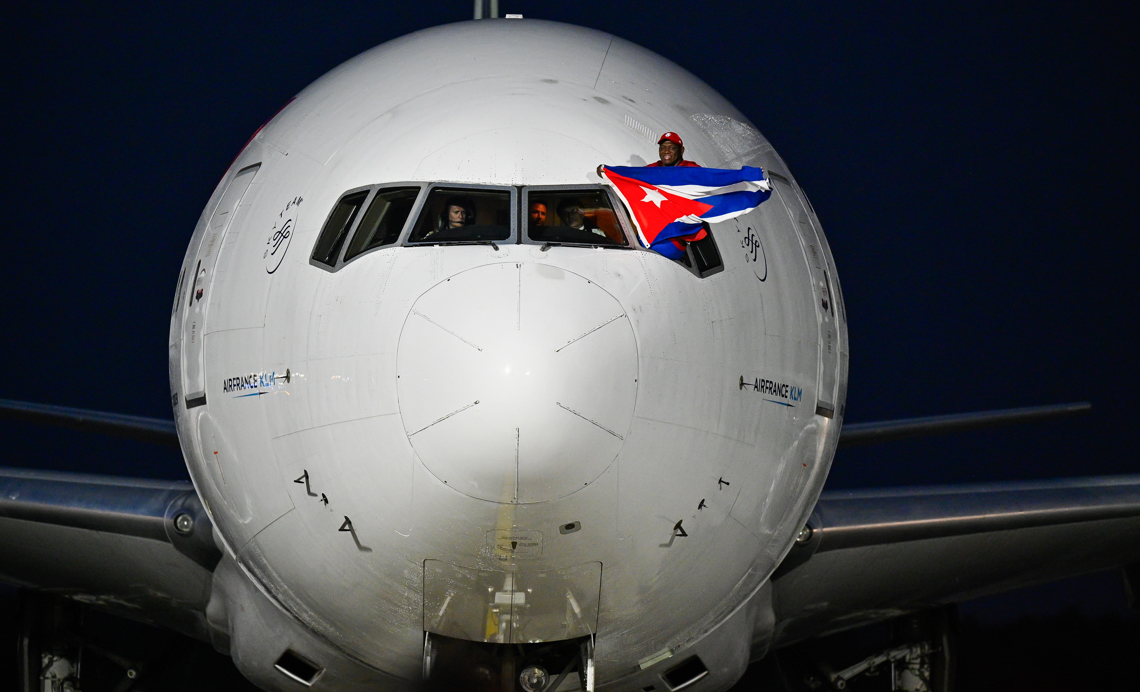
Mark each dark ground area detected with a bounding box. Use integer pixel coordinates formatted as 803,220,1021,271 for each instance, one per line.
730,571,1140,691
0,584,258,692
3,576,1136,691
954,613,1140,692
731,613,1140,692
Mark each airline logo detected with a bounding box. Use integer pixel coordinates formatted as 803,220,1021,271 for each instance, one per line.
740,376,803,407
222,370,289,398
265,196,303,274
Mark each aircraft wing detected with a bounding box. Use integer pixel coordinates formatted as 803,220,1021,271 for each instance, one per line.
770,475,1140,647
0,467,220,640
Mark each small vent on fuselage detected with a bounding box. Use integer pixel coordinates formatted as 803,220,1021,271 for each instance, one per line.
662,655,709,690
274,649,323,686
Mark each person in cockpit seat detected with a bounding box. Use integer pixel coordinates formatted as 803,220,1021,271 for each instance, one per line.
426,196,475,238
557,198,605,237
528,201,548,230
648,131,700,167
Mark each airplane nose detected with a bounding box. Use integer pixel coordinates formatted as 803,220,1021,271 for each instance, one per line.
397,262,637,503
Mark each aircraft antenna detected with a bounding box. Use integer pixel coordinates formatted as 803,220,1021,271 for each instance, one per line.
474,0,499,19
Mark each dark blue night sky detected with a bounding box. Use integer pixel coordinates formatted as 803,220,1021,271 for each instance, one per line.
2,0,1137,673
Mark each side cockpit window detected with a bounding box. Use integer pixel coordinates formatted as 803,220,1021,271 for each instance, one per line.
407,187,514,244
311,185,424,269
673,224,724,278
311,190,369,267
343,187,420,261
525,188,628,247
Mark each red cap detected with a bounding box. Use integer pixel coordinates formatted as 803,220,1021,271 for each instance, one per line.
658,131,683,146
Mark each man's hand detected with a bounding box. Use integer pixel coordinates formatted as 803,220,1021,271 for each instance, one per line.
596,164,606,178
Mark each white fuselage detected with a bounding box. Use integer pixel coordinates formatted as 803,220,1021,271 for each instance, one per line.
169,19,846,691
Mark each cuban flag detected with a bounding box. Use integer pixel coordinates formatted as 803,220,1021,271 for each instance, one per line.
601,166,772,259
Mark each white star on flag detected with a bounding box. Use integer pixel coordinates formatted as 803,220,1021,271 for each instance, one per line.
639,186,669,208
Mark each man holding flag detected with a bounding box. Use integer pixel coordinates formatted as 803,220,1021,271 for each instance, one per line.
597,131,772,259
648,131,701,168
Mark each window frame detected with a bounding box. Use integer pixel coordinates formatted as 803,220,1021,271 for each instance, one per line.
681,222,725,278
340,183,427,268
310,182,427,272
520,184,637,249
402,182,518,247
309,185,372,270
308,180,724,279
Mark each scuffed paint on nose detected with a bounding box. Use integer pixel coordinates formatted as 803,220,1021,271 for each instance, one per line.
397,262,638,503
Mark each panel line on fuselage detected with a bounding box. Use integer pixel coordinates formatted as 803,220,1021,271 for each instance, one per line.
408,400,481,436
555,313,626,353
412,310,484,352
556,402,624,440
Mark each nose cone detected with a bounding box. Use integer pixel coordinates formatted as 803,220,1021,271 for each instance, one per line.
397,262,637,503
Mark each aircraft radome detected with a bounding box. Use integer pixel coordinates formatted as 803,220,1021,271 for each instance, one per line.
2,15,1139,692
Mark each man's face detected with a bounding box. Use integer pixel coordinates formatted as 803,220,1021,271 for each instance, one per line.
658,140,683,166
447,205,467,227
561,205,584,227
529,202,547,226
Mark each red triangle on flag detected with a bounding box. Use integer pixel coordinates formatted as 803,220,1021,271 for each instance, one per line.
604,169,713,244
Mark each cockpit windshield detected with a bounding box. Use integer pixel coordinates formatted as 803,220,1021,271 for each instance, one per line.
343,187,420,261
312,182,648,273
407,187,512,243
525,189,627,247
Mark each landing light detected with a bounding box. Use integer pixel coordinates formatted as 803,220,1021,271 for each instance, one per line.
173,513,194,535
519,665,548,691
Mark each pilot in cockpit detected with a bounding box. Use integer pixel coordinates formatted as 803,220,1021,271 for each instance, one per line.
428,196,475,237
528,201,548,230
557,198,605,238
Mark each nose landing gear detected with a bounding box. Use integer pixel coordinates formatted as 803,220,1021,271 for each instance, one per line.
423,632,595,692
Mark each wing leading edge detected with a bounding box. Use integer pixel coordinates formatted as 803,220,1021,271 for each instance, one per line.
770,475,1140,647
0,468,220,640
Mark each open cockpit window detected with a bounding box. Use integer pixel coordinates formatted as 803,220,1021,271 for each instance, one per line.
311,184,424,269
343,187,420,261
407,186,514,244
673,223,724,278
523,187,629,247
311,190,369,268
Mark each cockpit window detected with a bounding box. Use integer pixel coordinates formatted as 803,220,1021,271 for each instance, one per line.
309,182,656,275
311,190,368,267
407,187,513,244
525,189,628,246
343,187,420,261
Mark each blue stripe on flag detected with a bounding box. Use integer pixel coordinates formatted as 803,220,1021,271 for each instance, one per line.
655,220,705,244
697,189,773,221
605,166,766,187
649,238,689,260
